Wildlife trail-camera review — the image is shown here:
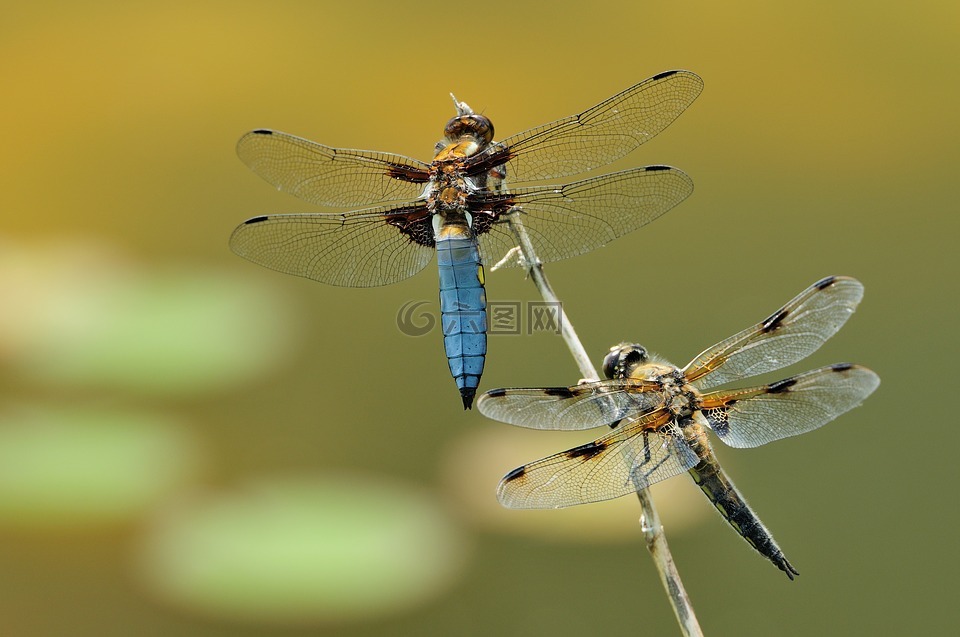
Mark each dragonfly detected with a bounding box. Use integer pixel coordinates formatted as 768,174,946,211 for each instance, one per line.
229,70,703,408
476,276,880,578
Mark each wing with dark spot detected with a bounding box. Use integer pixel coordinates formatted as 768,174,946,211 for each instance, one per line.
699,364,880,448
497,412,698,509
229,203,434,287
472,166,693,267
237,129,430,208
565,440,607,460
684,276,865,390
470,70,702,183
476,378,662,431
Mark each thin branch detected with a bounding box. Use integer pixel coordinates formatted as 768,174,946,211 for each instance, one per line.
504,210,703,637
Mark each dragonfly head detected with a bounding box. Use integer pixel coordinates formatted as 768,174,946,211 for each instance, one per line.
443,113,494,147
602,343,648,380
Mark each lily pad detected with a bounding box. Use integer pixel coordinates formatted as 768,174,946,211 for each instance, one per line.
0,405,201,529
0,240,296,395
137,475,467,624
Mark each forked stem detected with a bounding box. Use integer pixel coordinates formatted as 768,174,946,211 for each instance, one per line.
504,210,702,637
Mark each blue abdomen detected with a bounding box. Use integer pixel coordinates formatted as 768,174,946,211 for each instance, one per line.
436,234,487,409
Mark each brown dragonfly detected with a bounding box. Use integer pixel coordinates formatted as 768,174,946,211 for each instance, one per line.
477,276,879,578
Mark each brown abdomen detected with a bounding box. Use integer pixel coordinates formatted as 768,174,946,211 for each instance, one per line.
685,429,799,580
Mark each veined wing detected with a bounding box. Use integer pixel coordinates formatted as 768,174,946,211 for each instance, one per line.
473,166,693,267
684,276,865,390
477,379,663,431
498,412,698,509
700,364,880,449
237,130,430,208
229,203,435,288
468,70,702,183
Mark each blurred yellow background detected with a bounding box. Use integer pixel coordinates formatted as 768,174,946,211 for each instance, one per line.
1,1,957,635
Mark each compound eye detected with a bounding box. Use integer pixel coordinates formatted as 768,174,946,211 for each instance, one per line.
443,114,494,144
601,349,620,379
602,344,647,378
623,346,648,369
470,115,494,144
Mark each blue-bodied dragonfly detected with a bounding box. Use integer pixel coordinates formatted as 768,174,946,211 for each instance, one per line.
477,276,879,578
230,70,702,408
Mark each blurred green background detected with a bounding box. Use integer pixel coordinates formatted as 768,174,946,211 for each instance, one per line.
1,1,957,635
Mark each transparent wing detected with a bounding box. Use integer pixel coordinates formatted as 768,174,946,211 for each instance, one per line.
497,414,699,509
476,379,663,431
685,276,865,390
700,364,880,449
229,204,435,288
474,166,693,267
476,70,702,183
237,129,430,208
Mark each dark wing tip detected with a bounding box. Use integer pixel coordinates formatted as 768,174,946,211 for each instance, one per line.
814,275,838,290
649,69,704,92
243,215,270,225
485,388,507,398
460,388,476,410
645,164,672,172
251,129,274,135
651,70,679,81
830,362,855,372
503,466,526,482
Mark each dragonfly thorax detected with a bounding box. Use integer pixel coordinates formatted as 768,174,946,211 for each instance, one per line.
625,358,701,419
659,375,700,418
627,365,701,418
427,162,471,214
